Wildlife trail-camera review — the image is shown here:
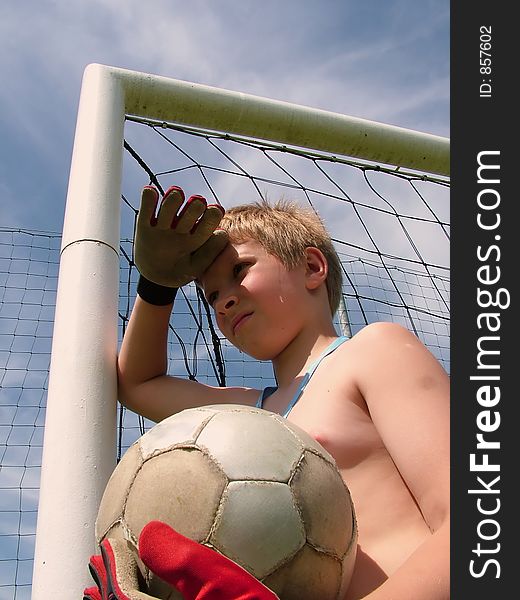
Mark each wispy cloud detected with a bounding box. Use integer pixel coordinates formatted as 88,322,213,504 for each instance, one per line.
0,0,448,230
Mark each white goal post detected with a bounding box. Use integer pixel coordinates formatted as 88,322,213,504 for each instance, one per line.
31,63,449,598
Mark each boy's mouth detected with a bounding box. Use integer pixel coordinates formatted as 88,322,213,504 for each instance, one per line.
232,312,253,334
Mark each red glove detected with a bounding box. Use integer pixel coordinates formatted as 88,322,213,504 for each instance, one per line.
84,520,279,600
84,537,151,600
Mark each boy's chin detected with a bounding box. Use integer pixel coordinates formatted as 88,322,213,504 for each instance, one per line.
228,340,266,361
228,338,285,362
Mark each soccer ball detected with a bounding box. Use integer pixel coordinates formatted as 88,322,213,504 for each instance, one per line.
95,404,357,600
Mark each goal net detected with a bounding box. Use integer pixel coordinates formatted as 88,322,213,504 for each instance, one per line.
0,64,449,599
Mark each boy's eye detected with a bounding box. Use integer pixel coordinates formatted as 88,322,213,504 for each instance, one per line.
206,263,248,307
233,262,247,276
208,291,218,306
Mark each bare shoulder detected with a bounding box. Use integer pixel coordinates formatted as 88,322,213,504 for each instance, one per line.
336,321,449,415
349,320,419,346
347,321,446,372
323,322,421,381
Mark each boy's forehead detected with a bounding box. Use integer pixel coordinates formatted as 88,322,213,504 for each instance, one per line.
199,239,260,287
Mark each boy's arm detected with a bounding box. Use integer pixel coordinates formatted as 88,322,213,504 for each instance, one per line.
118,185,256,423
353,322,450,600
117,295,180,421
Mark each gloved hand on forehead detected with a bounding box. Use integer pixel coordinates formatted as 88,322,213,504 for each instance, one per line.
84,520,279,600
134,186,228,289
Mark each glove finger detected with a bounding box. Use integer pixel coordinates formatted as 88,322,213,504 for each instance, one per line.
191,230,229,276
138,521,199,589
191,204,225,239
138,187,160,226
101,538,157,600
156,186,185,230
139,521,279,600
174,196,207,233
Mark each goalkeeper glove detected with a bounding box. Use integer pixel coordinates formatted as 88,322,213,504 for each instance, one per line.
84,520,279,600
134,186,228,304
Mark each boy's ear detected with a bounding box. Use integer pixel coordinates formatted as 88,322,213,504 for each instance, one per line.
304,247,328,290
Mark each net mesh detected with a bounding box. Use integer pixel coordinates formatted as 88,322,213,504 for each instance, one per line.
0,229,59,599
0,118,449,597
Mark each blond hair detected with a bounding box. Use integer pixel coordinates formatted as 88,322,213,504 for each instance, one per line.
219,199,342,315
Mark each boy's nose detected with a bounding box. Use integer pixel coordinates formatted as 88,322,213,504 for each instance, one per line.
225,299,236,309
216,293,238,314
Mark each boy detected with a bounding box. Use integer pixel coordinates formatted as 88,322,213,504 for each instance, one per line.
115,185,450,600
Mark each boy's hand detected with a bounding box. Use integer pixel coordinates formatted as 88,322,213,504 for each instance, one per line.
84,520,279,600
135,186,228,288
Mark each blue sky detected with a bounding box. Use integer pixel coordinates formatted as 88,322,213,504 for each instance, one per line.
0,0,449,232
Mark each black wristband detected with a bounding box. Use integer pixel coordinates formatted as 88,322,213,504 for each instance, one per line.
137,276,178,306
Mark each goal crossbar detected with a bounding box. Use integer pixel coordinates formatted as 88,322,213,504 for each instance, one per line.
32,63,449,598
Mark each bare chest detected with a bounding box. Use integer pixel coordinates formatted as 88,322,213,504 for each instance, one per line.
261,357,380,472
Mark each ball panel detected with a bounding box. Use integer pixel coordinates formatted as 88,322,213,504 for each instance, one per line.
95,442,143,543
147,574,184,600
139,409,215,458
263,543,343,600
196,411,303,481
290,451,355,557
210,481,305,579
99,520,128,544
203,404,267,414
338,543,358,600
124,448,227,544
272,415,336,464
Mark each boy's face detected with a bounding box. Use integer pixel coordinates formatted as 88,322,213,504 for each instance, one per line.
199,239,308,360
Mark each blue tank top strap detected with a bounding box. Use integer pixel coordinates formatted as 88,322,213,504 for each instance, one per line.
255,336,349,414
282,335,349,417
255,386,277,409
